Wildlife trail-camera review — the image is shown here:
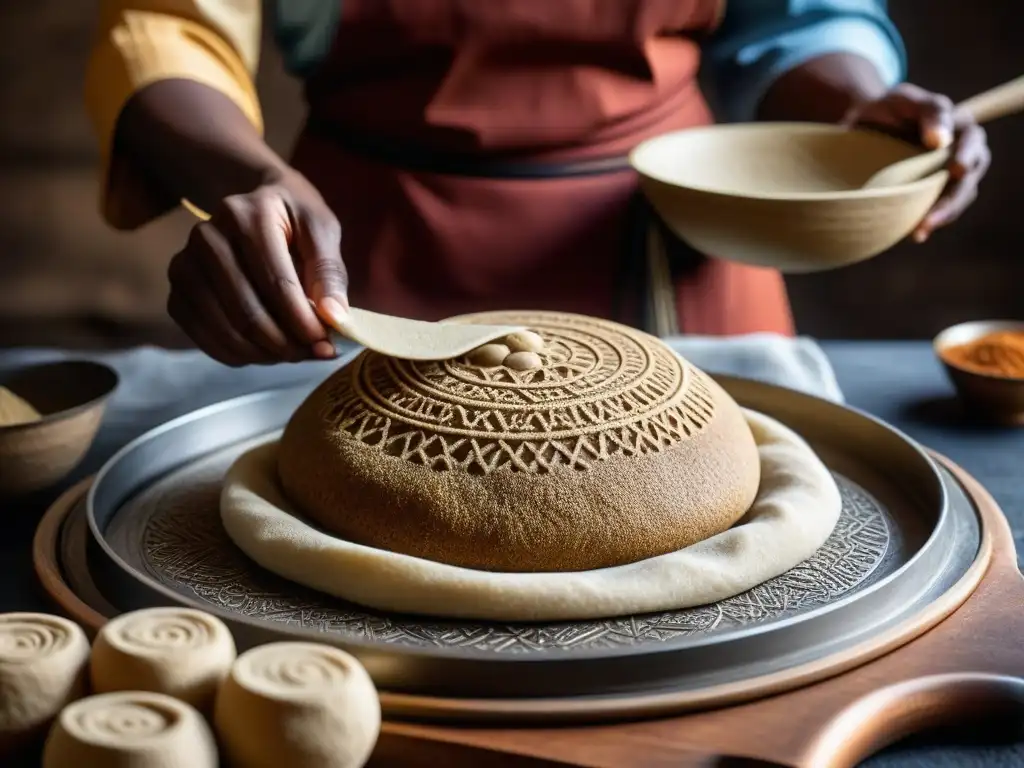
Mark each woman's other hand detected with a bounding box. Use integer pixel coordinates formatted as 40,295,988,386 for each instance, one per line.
167,168,348,367
844,83,991,242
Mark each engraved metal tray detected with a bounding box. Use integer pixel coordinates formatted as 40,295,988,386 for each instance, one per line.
79,376,980,701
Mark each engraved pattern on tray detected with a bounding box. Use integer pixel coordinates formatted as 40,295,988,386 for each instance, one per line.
106,440,896,655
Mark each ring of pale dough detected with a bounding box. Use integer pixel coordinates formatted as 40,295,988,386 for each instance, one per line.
220,410,841,622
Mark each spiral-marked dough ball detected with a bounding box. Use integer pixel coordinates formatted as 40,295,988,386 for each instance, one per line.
42,691,218,768
215,642,380,768
90,608,236,714
0,613,90,754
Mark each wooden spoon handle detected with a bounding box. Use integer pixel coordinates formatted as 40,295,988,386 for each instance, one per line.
862,74,1024,189
956,74,1024,124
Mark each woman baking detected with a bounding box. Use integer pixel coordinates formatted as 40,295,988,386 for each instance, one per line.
85,1,990,367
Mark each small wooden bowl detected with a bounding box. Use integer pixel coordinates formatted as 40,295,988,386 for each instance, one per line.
933,320,1024,426
630,123,947,273
0,361,118,496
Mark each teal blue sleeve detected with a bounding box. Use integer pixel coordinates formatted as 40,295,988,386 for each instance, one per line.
703,0,907,123
271,0,341,77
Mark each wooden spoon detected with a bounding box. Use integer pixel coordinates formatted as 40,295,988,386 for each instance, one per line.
311,301,525,361
863,74,1024,189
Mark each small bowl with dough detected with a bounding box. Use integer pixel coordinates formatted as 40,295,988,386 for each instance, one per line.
0,360,118,497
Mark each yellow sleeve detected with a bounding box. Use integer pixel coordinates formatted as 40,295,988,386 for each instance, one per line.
85,1,263,230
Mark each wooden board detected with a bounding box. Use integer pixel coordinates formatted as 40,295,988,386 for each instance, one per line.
32,454,1024,767
31,477,107,637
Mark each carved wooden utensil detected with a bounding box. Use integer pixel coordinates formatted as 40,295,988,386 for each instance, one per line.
863,74,1024,189
312,303,524,361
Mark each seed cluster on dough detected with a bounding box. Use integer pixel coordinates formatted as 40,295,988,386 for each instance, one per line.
0,608,381,768
464,329,546,370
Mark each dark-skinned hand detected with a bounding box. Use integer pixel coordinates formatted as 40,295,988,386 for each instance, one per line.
843,82,991,242
167,168,349,367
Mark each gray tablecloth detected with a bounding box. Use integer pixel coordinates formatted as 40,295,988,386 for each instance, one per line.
3,338,1023,767
0,333,844,463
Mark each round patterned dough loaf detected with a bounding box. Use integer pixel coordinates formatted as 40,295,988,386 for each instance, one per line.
278,311,761,572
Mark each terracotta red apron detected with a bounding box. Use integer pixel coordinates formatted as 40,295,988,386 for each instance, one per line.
290,0,795,336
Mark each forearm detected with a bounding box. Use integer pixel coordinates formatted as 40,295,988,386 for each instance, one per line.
756,52,889,123
115,79,288,214
704,1,906,125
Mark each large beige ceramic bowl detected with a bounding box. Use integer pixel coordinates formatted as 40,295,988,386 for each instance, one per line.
630,123,948,273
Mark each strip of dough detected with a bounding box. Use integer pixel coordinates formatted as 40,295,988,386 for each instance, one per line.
220,410,841,622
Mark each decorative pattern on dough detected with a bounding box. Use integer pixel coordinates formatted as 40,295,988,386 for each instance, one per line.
66,697,179,739
0,615,78,661
232,643,361,697
319,313,716,473
43,691,218,768
99,609,222,654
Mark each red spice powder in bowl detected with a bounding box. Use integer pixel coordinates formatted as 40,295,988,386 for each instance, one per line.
941,330,1024,379
934,321,1024,425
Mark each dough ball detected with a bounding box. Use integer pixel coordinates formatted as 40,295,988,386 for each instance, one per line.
0,386,41,427
0,613,90,755
90,608,236,715
214,642,380,768
502,330,546,354
503,350,542,371
42,691,218,768
465,343,509,368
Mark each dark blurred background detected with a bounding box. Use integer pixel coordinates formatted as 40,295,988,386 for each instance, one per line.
0,1,1020,350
